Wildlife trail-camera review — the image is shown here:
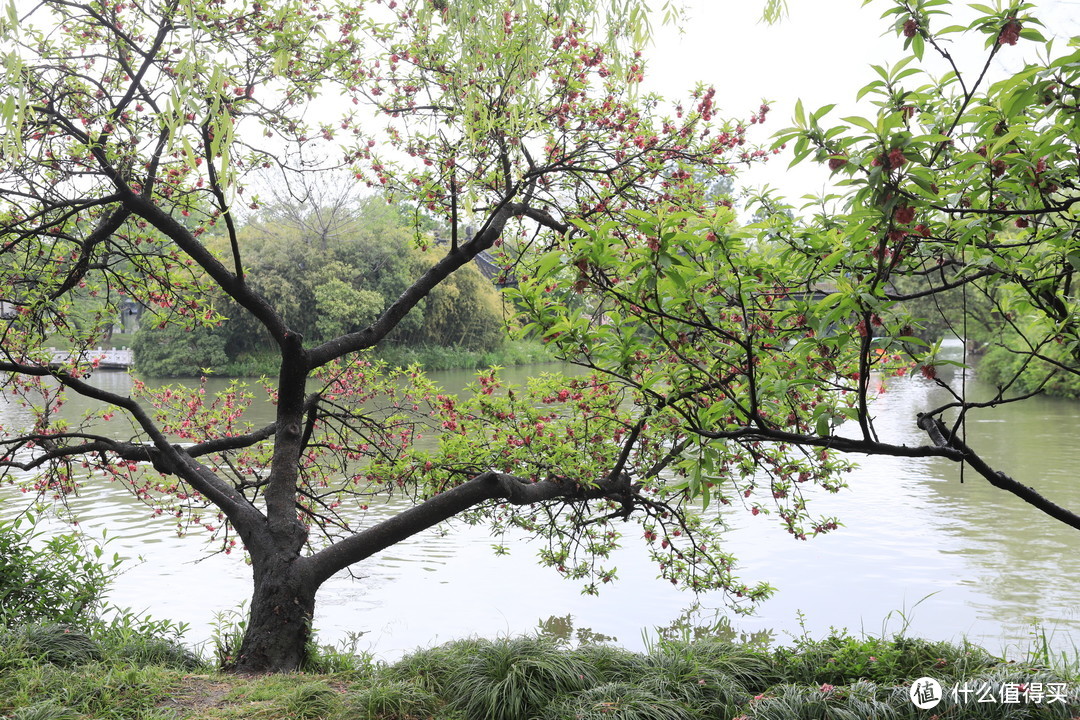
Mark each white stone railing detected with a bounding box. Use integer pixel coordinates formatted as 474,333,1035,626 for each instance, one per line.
48,347,134,369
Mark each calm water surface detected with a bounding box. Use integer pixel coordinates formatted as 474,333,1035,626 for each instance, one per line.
1,354,1077,659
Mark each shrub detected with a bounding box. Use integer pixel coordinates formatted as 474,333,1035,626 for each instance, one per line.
0,517,113,628
131,321,229,377
977,342,1080,399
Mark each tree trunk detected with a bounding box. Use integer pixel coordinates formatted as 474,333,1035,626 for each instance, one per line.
229,554,317,673
222,470,641,673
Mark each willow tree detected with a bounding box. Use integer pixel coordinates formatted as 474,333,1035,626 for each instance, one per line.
0,0,813,673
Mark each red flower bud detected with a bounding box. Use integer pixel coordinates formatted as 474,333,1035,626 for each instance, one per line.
999,19,1021,46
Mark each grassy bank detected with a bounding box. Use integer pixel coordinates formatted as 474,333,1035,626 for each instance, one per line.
1,624,1076,720
215,339,557,377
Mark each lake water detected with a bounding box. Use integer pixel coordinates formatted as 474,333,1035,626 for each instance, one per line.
1,351,1078,661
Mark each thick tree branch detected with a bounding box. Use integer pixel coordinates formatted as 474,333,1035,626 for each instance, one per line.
305,470,639,586
0,359,262,527
917,414,1080,531
307,199,539,368
121,191,291,345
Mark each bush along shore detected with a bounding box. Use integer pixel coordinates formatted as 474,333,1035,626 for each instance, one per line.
1,622,1077,720
152,339,557,378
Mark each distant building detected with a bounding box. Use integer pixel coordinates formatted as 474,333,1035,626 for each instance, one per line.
473,250,518,289
434,228,518,289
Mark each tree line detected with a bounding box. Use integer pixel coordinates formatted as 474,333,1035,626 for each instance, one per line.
131,192,507,376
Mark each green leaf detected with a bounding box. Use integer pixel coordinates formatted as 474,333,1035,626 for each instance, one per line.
812,104,836,122
535,250,564,279
856,80,887,101
841,115,880,134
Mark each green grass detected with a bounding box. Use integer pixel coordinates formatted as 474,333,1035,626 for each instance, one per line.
0,622,1077,720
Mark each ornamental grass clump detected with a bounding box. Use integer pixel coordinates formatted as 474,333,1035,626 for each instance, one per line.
900,668,1079,720
385,637,491,693
888,636,998,681
8,700,80,720
445,636,596,720
279,681,341,720
12,625,102,668
341,678,443,720
539,682,692,720
568,644,650,683
630,647,750,717
741,680,900,720
659,639,780,694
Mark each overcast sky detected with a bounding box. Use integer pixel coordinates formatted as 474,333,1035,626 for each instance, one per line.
642,0,1080,204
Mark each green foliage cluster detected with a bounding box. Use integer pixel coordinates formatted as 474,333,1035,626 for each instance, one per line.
132,196,508,377
130,322,231,379
346,633,1078,720
0,618,1078,719
372,338,555,372
0,517,114,629
978,341,1080,399
767,0,1080,405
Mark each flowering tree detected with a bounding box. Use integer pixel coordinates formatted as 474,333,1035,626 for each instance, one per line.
770,0,1080,528
5,0,1075,675
520,0,1080,571
0,0,810,672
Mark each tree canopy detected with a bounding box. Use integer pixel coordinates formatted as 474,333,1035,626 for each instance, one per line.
132,191,508,376
1,0,1079,673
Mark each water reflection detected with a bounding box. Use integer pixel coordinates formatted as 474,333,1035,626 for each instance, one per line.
0,360,1077,660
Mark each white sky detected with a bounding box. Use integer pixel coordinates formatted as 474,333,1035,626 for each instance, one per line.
643,0,1080,205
